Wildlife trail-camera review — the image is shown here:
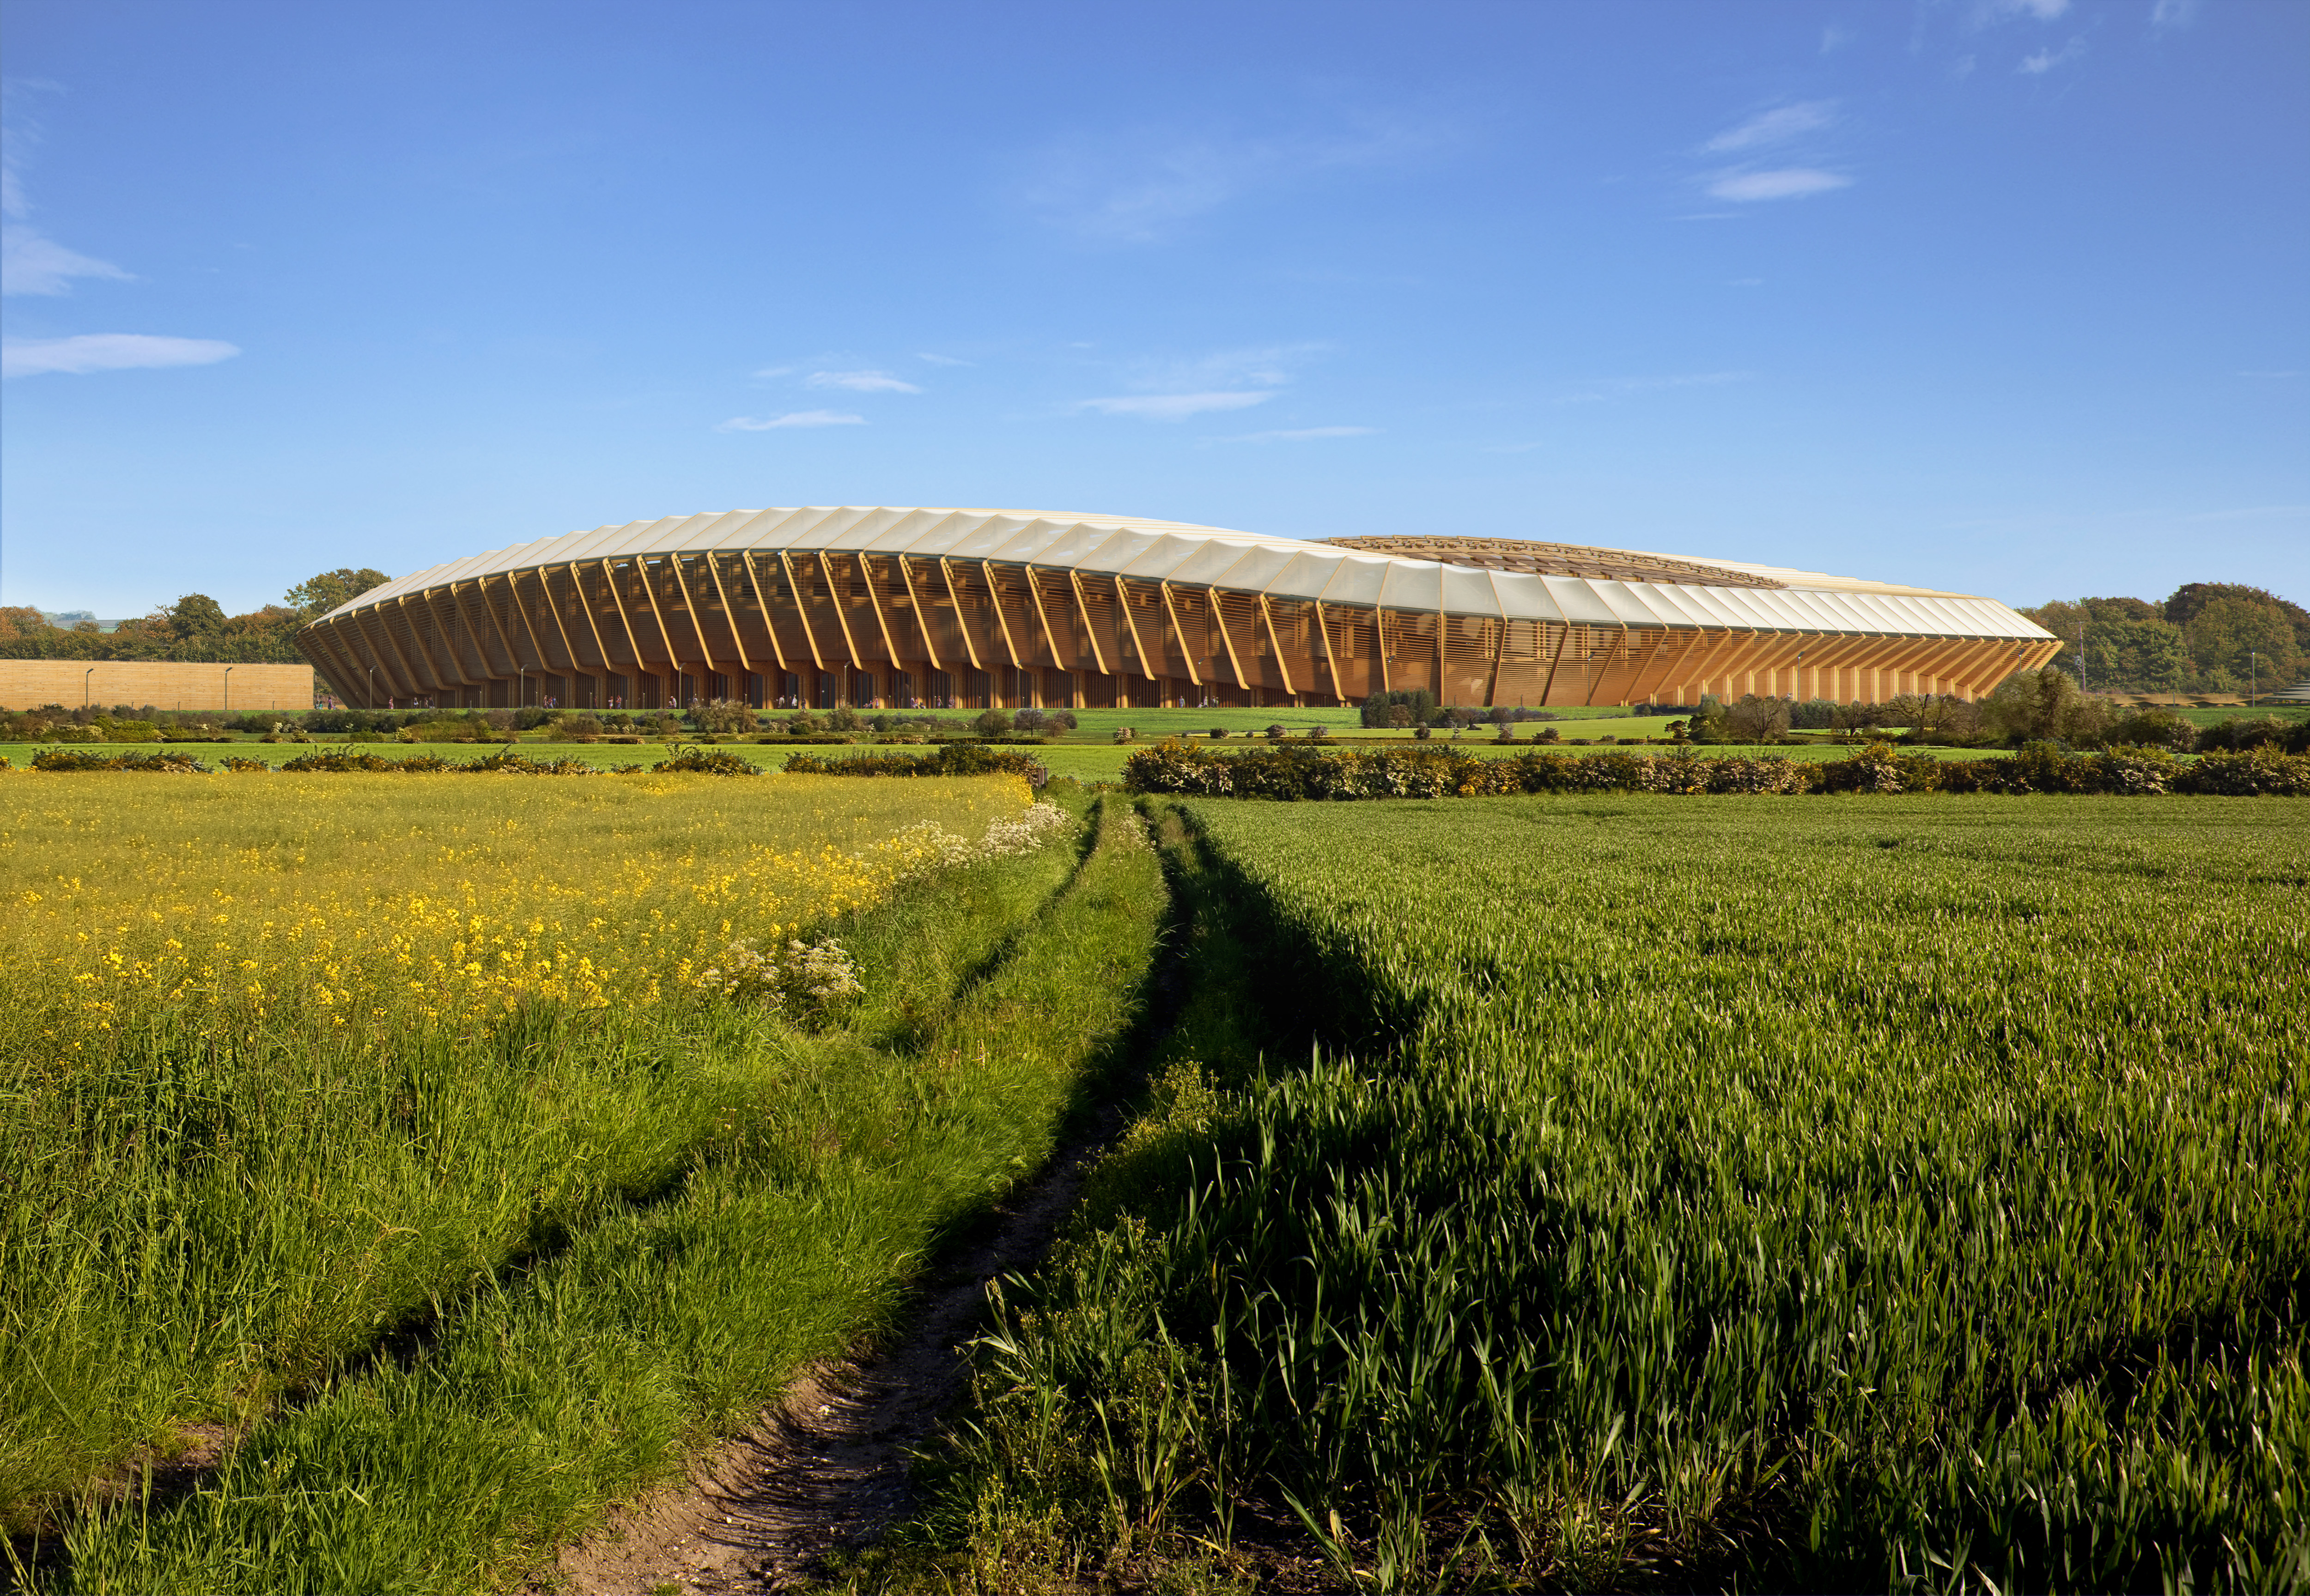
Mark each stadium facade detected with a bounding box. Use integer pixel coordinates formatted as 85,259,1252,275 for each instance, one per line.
295,507,2061,711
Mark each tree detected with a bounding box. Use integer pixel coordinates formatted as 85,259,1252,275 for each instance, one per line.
2183,596,2303,686
166,594,229,638
2084,619,2189,693
286,567,392,618
2164,583,2310,653
1688,695,1729,743
1722,693,1791,743
1983,666,2114,746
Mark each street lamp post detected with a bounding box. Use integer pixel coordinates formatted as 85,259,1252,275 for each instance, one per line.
2250,650,2258,709
222,665,235,716
84,667,95,708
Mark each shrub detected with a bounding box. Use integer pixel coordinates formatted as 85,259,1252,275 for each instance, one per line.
783,743,1050,787
2105,706,2196,752
457,751,603,775
279,749,408,773
2175,745,2310,796
652,746,758,776
1119,740,2302,802
690,698,756,735
29,748,211,773
972,708,1014,738
2195,715,2301,753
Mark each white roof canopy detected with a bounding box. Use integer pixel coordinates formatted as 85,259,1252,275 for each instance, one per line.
318,507,2054,643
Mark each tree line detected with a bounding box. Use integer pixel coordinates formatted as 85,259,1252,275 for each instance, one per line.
0,569,389,670
2020,582,2306,695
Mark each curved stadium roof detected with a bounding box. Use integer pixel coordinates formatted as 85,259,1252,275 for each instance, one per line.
299,506,2061,712
322,505,2053,644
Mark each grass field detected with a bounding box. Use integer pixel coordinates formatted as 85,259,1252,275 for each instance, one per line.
2,774,1167,1591
900,795,2310,1593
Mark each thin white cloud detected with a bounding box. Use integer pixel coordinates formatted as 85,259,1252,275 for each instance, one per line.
2,333,238,378
807,369,923,394
1079,391,1276,421
1703,102,1836,154
2,226,130,295
1077,342,1318,421
1019,115,1449,245
715,410,866,431
1708,169,1851,202
2,119,132,296
1127,342,1315,394
1555,371,1751,405
2150,0,2199,29
1989,0,2070,18
917,352,971,366
1217,425,1378,443
2019,37,2086,72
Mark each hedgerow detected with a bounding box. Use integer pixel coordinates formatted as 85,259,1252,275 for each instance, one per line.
1119,738,2310,799
782,742,1051,786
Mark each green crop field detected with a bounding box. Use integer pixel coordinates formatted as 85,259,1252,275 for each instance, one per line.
0,773,1165,1592
906,795,2310,1594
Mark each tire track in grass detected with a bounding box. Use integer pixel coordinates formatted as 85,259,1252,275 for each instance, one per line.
44,801,1158,1596
549,799,1173,1594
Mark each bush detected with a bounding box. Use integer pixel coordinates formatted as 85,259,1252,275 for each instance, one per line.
2175,745,2310,796
29,748,210,772
652,746,758,776
690,698,756,735
1118,740,2310,802
2105,706,2196,752
2195,715,2304,753
782,743,1050,787
972,708,1014,738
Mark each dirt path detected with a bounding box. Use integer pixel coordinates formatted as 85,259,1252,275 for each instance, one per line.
547,1104,1123,1596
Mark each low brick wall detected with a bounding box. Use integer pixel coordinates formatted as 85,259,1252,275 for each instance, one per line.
0,660,315,712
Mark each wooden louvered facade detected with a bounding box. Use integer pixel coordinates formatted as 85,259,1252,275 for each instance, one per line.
297,511,2061,711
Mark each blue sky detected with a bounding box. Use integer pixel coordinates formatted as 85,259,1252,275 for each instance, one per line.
2,0,2304,617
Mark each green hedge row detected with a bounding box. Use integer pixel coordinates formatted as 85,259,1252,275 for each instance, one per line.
1119,739,2310,799
18,746,749,776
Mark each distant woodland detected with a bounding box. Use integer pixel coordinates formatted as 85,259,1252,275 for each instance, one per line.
2022,582,2307,696
0,569,389,669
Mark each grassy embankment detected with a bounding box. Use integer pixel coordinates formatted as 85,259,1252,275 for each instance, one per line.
2,774,1166,1592
878,795,2309,1594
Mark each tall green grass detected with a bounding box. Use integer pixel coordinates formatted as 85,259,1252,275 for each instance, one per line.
918,797,2309,1593
49,798,1167,1593
1,775,1026,1524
